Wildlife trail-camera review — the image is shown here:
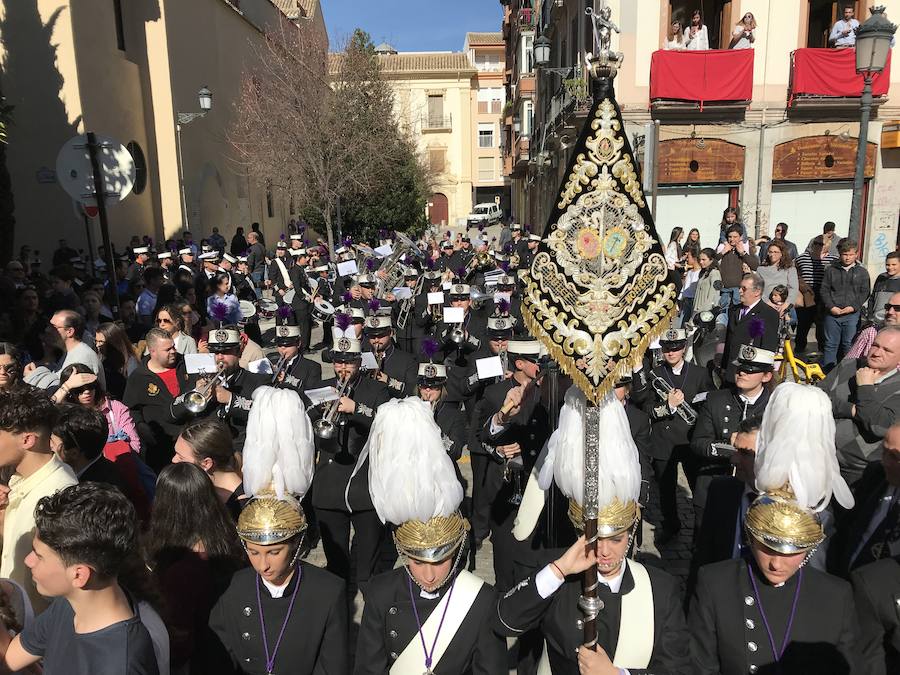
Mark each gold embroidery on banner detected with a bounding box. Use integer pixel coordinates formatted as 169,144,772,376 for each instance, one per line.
525,94,677,404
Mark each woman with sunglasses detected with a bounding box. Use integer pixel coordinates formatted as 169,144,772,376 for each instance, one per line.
0,343,25,392
730,11,757,49
95,322,139,401
154,303,197,355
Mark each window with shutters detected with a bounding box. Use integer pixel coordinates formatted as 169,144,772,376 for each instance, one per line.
478,157,495,182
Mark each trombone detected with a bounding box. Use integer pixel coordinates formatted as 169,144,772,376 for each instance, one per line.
185,362,227,413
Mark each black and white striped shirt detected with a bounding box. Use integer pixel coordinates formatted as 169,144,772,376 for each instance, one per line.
795,253,837,295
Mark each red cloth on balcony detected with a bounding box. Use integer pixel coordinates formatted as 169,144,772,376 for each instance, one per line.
790,48,891,102
650,50,754,108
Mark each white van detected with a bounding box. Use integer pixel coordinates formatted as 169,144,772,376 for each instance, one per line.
466,202,502,228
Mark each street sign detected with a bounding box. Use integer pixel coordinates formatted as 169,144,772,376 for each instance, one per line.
83,204,99,218
55,134,135,208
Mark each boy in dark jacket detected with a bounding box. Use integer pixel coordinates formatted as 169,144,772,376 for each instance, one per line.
820,237,870,369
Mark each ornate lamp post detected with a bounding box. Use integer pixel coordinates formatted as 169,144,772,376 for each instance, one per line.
176,86,213,229
849,7,895,242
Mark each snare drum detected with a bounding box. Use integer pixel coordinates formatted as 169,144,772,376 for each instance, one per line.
257,298,278,320
311,298,336,324
239,300,257,323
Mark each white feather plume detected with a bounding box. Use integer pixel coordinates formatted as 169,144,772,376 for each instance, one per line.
755,382,854,511
367,397,464,525
543,387,640,507
242,386,316,500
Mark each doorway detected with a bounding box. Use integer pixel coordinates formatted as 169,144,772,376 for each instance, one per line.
805,1,865,48
429,193,449,227
667,1,733,49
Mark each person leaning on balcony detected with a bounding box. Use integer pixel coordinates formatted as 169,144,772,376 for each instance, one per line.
684,8,709,50
729,11,757,49
830,4,860,48
663,19,686,50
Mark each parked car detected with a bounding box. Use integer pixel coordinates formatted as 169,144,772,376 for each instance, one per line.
466,202,502,228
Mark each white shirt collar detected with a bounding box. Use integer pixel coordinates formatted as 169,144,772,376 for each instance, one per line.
740,388,764,405
741,299,760,313
669,361,685,376
261,575,292,598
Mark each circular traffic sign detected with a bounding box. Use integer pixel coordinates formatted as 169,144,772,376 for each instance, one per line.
56,134,136,208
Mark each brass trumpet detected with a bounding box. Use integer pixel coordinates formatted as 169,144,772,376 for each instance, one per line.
313,377,354,440
185,362,227,414
649,372,698,425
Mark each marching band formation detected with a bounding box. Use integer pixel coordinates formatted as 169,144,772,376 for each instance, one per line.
2,8,898,675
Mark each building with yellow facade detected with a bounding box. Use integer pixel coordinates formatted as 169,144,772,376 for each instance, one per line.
377,32,508,230
0,0,325,254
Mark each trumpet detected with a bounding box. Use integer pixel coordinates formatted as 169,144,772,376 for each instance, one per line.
313,377,354,440
464,250,493,280
469,287,493,309
649,372,698,425
185,362,227,414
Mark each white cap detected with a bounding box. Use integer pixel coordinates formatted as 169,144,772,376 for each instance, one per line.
660,328,688,343
449,284,471,296
133,246,149,255
290,234,302,241
290,248,307,257
507,339,542,358
179,247,193,256
223,253,237,264
527,234,541,242
156,251,173,260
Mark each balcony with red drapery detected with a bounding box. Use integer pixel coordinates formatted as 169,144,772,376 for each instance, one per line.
789,48,892,110
649,49,754,116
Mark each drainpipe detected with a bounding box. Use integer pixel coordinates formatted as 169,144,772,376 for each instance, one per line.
755,107,766,240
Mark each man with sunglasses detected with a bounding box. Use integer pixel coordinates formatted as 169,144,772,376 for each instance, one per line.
847,291,900,361
636,328,714,545
24,310,105,391
691,345,775,535
821,325,900,486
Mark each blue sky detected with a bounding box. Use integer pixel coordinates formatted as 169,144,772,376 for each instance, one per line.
323,0,504,52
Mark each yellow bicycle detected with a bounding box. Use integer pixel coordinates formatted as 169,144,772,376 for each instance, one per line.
775,317,825,384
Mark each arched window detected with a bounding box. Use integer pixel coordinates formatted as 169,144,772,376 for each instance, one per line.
127,141,147,195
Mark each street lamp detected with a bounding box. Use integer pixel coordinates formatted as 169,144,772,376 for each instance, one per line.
176,86,214,229
849,6,896,242
534,34,551,67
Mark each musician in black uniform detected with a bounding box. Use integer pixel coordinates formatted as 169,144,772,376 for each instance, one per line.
125,245,150,282
689,384,857,675
270,321,321,404
355,397,505,675
309,263,334,350
392,268,423,354
439,284,486,386
177,247,197,281
497,395,692,674
464,315,513,546
360,313,417,399
519,233,541,271
436,240,459,273
691,345,775,534
639,328,714,544
156,250,175,282
288,248,313,352
268,240,293,303
417,360,468,474
310,335,390,587
685,416,760,606
474,338,550,590
414,270,445,342
210,388,348,675
492,274,526,334
172,327,269,454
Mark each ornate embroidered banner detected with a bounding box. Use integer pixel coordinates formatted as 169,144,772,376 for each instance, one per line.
522,83,678,404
